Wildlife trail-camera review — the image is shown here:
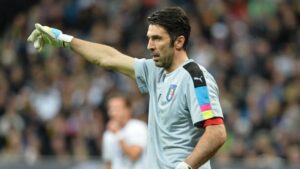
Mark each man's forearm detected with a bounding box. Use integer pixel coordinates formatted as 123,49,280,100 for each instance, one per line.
185,124,227,169
103,161,112,169
70,38,120,67
119,139,143,161
70,38,135,78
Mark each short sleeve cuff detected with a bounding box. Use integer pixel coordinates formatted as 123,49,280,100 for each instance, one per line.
134,58,148,93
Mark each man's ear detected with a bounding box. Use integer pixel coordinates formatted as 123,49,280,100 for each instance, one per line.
174,35,185,50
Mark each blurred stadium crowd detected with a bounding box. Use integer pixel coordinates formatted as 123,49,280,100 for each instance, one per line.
0,0,299,168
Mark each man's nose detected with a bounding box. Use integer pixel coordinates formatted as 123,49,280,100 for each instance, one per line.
147,39,155,51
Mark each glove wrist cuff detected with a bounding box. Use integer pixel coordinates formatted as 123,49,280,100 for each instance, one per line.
58,34,73,48
59,33,73,43
176,161,192,169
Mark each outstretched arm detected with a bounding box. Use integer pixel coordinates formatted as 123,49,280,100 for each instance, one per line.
71,38,135,79
27,23,135,79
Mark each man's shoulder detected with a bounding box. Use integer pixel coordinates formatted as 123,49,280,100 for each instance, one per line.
135,58,155,66
135,58,165,78
103,130,116,142
182,60,208,74
124,119,147,133
182,60,215,86
127,119,147,128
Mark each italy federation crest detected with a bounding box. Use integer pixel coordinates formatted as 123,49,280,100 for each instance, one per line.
166,84,177,101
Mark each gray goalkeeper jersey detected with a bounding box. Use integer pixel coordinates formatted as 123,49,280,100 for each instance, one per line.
134,59,223,169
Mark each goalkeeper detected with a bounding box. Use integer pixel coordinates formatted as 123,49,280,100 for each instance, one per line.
28,7,227,169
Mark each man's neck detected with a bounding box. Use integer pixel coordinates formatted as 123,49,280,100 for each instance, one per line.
166,50,188,73
121,116,131,128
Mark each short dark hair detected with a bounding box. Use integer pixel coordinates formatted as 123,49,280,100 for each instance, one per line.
106,92,132,109
147,7,191,50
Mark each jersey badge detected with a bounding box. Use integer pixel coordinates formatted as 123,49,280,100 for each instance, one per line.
166,84,177,101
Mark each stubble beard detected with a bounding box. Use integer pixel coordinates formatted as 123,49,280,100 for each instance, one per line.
154,43,174,70
154,54,173,70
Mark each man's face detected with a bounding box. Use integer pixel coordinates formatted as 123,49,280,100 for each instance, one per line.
107,97,129,124
147,24,175,69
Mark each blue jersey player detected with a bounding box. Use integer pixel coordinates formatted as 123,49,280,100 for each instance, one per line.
28,7,227,169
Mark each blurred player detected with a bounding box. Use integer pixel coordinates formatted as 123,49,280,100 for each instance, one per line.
102,94,147,169
28,7,227,169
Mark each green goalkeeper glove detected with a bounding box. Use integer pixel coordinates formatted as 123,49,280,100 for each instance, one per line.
27,23,73,52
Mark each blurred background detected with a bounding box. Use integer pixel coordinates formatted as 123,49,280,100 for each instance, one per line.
0,0,300,169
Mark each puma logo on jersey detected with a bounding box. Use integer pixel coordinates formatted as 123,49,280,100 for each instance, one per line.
193,76,203,82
